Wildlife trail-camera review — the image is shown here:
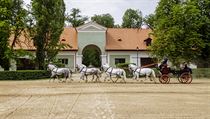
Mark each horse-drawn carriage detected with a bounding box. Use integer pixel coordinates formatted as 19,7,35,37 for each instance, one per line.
158,63,193,84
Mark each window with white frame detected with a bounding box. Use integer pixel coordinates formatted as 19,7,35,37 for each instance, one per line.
59,58,68,65
115,58,125,65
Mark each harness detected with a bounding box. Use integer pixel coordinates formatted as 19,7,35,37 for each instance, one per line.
79,67,85,73
52,67,58,74
106,67,122,77
105,67,114,76
80,67,90,76
133,67,141,74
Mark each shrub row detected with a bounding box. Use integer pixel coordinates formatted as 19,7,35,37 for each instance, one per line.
0,70,51,80
192,68,210,78
116,63,210,78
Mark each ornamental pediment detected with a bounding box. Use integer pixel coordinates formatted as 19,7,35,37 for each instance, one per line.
76,22,107,32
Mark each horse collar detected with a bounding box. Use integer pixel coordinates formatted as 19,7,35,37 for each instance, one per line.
79,67,85,73
105,66,111,72
52,67,58,73
134,67,141,73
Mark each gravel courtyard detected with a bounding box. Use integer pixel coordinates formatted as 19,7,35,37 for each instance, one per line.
0,75,209,119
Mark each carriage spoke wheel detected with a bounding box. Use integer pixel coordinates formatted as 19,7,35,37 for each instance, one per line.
179,73,192,84
159,74,170,84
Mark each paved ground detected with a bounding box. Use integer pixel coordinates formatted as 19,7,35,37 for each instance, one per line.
0,74,210,119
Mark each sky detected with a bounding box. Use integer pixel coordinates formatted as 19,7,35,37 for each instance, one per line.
24,0,159,25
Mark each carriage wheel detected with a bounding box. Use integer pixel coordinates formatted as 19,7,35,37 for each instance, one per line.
179,73,192,84
159,74,170,84
178,76,183,83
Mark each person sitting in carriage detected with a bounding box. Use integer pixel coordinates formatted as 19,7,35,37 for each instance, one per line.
160,64,171,75
159,58,171,75
159,58,168,70
181,63,192,74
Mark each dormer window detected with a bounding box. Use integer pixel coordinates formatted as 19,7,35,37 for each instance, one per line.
144,38,152,46
61,38,66,41
118,38,122,42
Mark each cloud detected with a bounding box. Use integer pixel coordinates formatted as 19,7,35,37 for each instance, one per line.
24,0,159,24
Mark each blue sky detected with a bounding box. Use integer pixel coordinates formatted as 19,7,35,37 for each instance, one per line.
24,0,159,24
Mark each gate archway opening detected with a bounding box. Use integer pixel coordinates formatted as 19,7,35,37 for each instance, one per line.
82,45,101,67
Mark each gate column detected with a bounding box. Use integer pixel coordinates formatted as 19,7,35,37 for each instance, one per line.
101,55,107,66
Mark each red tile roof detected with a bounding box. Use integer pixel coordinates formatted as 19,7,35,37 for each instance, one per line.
9,27,78,51
106,28,153,51
10,27,152,51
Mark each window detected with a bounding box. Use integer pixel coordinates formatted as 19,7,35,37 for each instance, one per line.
144,38,152,46
59,58,68,65
115,58,125,65
141,58,157,68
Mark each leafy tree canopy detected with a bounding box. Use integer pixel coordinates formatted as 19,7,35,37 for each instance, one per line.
0,0,13,70
122,9,143,28
31,0,66,69
66,8,88,27
150,0,206,66
91,13,115,28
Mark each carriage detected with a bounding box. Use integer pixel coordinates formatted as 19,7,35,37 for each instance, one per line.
158,64,193,84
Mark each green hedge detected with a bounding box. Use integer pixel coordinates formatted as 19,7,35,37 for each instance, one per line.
116,63,133,78
0,70,51,80
192,68,210,78
116,63,210,79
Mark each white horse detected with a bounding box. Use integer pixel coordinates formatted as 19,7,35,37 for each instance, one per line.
76,64,101,83
47,64,73,82
128,64,156,83
102,63,126,83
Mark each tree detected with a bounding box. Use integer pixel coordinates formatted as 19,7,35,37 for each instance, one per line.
66,8,88,27
150,0,205,66
10,0,27,49
122,9,143,28
31,0,66,69
91,14,114,28
191,0,210,67
0,0,13,70
144,14,156,30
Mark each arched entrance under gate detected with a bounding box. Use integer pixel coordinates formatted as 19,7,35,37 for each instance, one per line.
82,45,101,67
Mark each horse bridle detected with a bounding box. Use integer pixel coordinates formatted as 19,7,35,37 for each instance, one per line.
133,67,141,73
79,66,85,73
105,66,115,76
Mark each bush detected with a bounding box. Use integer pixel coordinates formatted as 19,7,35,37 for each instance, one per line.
0,70,50,80
192,68,210,78
116,63,133,78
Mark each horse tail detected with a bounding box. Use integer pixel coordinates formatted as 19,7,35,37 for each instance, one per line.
151,69,157,83
151,69,156,78
122,69,127,80
69,68,73,78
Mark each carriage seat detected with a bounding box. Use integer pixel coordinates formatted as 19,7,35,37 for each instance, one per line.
160,65,170,75
181,67,192,74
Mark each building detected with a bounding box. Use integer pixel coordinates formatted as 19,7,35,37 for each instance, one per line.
8,22,156,71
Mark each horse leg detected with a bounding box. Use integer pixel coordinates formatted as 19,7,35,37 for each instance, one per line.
144,75,149,82
49,76,52,82
151,71,157,84
70,73,73,81
115,77,119,83
91,74,95,82
132,73,136,80
110,75,115,83
79,74,84,83
104,74,109,82
64,73,68,83
85,74,88,83
136,73,140,81
96,76,99,83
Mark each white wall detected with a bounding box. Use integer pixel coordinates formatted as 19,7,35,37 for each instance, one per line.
107,51,152,66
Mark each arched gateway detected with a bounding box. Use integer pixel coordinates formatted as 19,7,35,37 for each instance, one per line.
82,45,101,67
76,22,107,67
